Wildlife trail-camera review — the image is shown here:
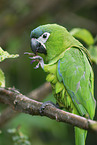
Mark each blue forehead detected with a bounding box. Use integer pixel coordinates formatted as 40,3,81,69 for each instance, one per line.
30,27,46,38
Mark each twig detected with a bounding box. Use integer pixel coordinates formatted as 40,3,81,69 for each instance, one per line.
0,87,97,132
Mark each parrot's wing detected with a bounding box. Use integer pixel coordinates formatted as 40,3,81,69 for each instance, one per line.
57,47,96,119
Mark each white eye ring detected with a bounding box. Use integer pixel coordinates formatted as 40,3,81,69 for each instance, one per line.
38,32,50,44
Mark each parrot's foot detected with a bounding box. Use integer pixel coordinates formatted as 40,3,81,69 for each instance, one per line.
24,52,44,69
24,52,35,56
39,101,58,115
56,102,64,110
29,55,44,69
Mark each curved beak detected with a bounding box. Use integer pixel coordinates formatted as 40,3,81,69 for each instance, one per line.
30,38,47,55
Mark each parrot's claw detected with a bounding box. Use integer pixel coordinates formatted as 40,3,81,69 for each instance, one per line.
24,52,44,69
29,55,43,60
34,62,40,69
29,55,44,69
24,52,35,56
39,101,58,116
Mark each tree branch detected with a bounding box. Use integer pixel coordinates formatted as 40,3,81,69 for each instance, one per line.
0,87,97,133
0,82,52,127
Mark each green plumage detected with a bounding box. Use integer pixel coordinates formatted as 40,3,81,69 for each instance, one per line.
30,24,96,145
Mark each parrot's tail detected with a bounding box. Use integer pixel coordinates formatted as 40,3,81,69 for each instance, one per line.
75,127,87,145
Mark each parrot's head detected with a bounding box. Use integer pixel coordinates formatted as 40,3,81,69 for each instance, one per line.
30,24,81,62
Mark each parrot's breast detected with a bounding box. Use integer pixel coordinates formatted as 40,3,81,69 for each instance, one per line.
44,62,75,112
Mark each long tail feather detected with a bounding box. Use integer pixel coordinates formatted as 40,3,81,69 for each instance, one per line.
75,127,87,145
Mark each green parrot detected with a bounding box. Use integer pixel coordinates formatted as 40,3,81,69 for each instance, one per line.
27,24,96,145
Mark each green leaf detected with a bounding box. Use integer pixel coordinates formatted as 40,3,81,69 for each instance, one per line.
70,28,94,46
0,47,19,62
88,46,97,64
0,69,5,87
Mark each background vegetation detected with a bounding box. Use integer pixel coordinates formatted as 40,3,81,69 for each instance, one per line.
0,0,97,145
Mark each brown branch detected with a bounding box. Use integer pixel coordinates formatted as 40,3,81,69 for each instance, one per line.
0,87,97,132
0,82,52,127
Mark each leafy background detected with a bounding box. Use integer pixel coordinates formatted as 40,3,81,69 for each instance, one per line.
0,0,97,145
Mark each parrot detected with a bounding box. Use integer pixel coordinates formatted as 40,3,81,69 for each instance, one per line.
26,24,96,145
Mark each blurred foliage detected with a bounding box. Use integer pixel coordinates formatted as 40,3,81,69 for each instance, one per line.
0,47,19,62
0,47,19,87
0,68,5,87
70,28,97,64
0,0,97,145
7,127,31,145
70,28,94,45
88,45,97,64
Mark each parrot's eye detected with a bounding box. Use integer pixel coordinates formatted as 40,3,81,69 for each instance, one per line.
38,32,50,44
42,32,50,40
43,34,47,38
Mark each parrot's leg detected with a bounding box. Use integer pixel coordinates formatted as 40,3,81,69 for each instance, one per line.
56,102,64,109
39,101,59,115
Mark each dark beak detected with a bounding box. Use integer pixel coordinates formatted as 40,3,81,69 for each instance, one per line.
30,38,47,55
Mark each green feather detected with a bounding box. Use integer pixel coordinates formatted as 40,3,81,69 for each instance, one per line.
57,47,95,119
31,24,96,145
